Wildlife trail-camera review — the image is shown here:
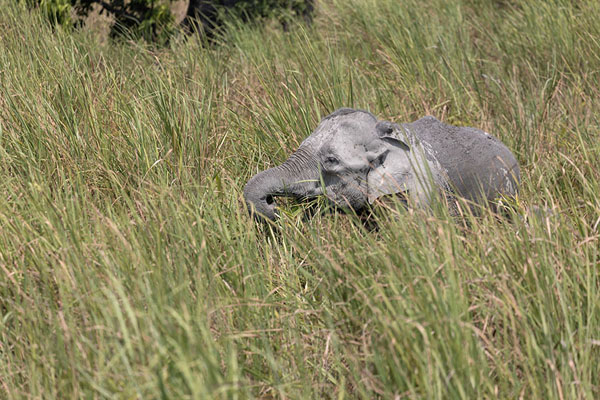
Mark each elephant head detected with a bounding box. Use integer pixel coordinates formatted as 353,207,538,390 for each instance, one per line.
243,108,447,221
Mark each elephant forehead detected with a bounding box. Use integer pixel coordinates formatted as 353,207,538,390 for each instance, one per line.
329,129,380,155
303,111,378,148
327,118,380,152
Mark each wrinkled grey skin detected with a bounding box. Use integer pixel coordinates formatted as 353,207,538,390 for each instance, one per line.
244,108,520,221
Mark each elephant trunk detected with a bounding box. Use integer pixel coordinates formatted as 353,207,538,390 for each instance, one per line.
243,166,287,221
243,148,319,221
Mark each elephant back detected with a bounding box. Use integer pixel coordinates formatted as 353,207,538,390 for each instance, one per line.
402,116,520,205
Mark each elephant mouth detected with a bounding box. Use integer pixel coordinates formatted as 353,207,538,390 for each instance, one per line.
367,169,411,204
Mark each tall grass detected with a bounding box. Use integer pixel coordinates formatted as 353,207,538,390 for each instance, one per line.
1,0,599,398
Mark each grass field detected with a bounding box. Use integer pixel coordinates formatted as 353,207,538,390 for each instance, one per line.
1,0,600,398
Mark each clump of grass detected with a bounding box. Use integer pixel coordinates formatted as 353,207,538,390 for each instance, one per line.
1,0,600,398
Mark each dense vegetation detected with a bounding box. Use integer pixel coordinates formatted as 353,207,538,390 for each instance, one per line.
25,0,314,43
24,0,176,42
1,0,599,398
182,0,314,40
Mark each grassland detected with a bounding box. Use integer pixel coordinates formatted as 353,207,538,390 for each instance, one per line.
1,0,600,398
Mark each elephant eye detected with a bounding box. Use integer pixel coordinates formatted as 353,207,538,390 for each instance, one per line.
322,156,341,171
325,156,339,165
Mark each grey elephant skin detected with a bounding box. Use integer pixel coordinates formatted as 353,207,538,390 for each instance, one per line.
244,108,520,221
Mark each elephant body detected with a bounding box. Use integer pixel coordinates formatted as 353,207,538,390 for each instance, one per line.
244,108,520,220
402,116,520,205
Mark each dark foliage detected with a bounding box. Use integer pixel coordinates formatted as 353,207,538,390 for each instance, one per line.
181,0,315,40
24,0,314,43
24,0,175,43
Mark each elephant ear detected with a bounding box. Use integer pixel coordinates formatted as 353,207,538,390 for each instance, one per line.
373,120,412,150
367,121,436,205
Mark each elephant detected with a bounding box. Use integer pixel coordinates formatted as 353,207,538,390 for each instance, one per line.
243,108,520,221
